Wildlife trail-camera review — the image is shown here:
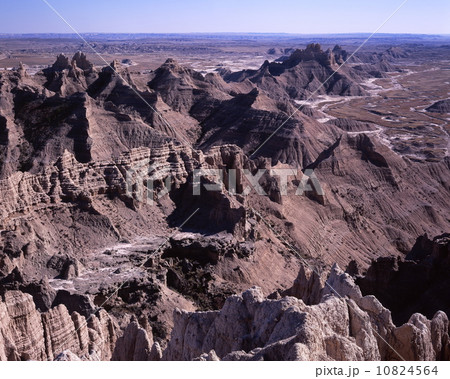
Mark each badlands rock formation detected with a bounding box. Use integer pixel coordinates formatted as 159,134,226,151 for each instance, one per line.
0,288,163,361
221,44,400,101
0,46,449,360
164,265,450,361
1,261,449,361
0,290,116,360
357,233,450,326
426,99,450,114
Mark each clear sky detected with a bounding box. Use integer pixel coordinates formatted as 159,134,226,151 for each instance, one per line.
0,0,449,34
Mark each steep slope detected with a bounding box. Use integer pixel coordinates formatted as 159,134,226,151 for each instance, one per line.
147,58,232,115
197,87,339,166
163,264,450,361
426,99,450,114
222,44,369,100
268,133,450,267
357,234,450,325
0,48,449,361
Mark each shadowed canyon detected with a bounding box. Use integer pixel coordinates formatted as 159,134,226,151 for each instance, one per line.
0,35,449,361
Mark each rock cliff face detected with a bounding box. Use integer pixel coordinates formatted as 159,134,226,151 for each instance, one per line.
1,261,449,361
112,320,162,361
357,234,450,326
0,288,167,361
221,44,371,100
163,265,450,361
0,290,116,360
0,142,256,283
0,48,449,361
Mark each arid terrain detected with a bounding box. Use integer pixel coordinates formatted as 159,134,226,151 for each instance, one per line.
0,34,449,361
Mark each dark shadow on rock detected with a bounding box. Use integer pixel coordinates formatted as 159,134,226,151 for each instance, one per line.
357,233,450,326
167,178,245,235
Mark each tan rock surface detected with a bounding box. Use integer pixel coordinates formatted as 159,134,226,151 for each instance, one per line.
163,265,450,361
0,290,118,360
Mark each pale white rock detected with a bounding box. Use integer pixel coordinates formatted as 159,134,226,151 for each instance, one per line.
163,265,450,361
112,320,159,361
0,290,118,361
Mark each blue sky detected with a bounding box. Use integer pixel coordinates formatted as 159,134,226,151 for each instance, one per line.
0,0,449,34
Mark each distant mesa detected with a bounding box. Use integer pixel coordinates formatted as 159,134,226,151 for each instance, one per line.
267,47,295,56
385,46,409,59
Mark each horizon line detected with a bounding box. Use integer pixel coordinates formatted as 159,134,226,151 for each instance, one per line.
0,32,449,36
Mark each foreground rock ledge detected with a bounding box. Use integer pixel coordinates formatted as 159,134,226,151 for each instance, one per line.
163,265,450,361
1,264,448,361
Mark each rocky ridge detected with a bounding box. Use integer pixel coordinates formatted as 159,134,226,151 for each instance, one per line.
0,290,116,360
163,264,450,361
3,259,449,361
0,47,449,361
220,44,393,100
357,233,450,326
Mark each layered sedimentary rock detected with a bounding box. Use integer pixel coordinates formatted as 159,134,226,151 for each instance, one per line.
164,265,450,361
0,143,250,274
0,290,116,360
0,289,165,361
112,320,162,361
426,99,450,114
2,262,448,361
221,44,370,100
0,48,449,361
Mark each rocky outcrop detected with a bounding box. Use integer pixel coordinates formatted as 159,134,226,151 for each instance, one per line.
41,53,97,96
426,99,450,114
112,320,162,361
3,263,447,361
0,289,169,361
0,272,56,312
357,234,450,325
51,54,71,71
163,233,253,265
282,264,325,305
222,44,368,99
163,265,450,361
0,290,117,360
71,52,94,72
148,58,231,115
